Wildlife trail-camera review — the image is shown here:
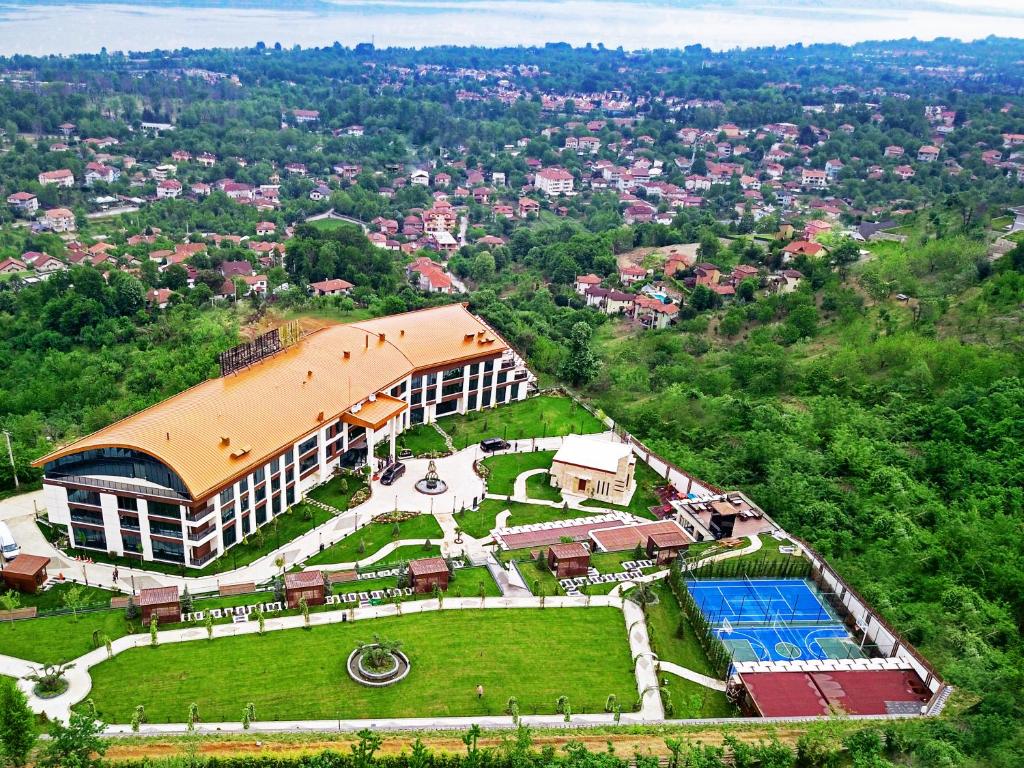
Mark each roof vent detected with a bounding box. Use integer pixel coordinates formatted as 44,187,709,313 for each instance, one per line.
379,332,386,343
400,329,405,336
365,335,369,348
317,411,325,422
220,436,230,446
343,350,350,360
166,432,170,441
307,369,313,378
230,446,252,459
465,332,475,341
351,402,362,414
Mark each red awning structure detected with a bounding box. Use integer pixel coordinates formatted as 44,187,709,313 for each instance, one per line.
741,669,931,717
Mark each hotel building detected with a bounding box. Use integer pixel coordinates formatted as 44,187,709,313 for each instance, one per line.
34,305,533,569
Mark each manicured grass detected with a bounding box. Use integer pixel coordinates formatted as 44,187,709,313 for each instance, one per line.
689,534,803,574
207,505,336,575
398,424,449,457
367,544,442,568
525,472,563,502
308,474,369,511
442,396,604,449
0,608,136,665
516,558,563,597
645,581,735,718
579,459,664,519
304,514,444,566
481,450,555,495
457,498,579,539
82,608,635,722
2,582,118,613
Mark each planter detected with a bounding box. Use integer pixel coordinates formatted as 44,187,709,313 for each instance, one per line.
346,645,411,687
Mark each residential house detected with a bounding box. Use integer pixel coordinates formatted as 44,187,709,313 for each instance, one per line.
156,180,182,199
534,168,575,196
633,296,679,330
309,278,354,297
574,273,602,295
585,286,635,315
0,257,26,274
41,208,76,232
619,265,647,285
84,162,119,186
7,192,38,215
801,168,828,189
38,169,74,188
917,145,940,162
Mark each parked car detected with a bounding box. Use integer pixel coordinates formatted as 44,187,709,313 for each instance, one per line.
480,437,511,453
397,448,414,460
0,522,20,561
380,462,406,486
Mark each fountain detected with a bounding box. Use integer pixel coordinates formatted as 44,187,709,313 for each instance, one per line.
414,459,448,495
346,640,411,687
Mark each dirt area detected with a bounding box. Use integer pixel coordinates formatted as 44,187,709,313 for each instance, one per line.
616,243,702,272
239,309,336,341
104,725,811,760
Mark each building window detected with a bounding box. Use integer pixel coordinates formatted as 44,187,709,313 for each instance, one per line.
122,533,142,554
441,382,462,398
71,508,104,526
285,466,294,483
68,488,100,506
410,408,424,425
240,492,250,512
255,484,266,503
436,399,458,416
152,539,184,563
223,524,237,549
270,456,280,475
239,477,249,494
298,435,318,455
219,487,233,505
148,500,180,519
221,504,235,524
482,390,492,407
119,513,140,531
411,391,422,406
411,375,422,389
498,371,508,384
118,496,138,511
443,366,463,381
253,467,266,485
484,360,494,372
284,450,294,468
271,494,281,515
468,393,478,410
299,452,318,474
286,486,295,506
150,519,182,539
72,525,106,550
271,475,280,492
470,363,479,375
427,372,438,387
255,504,267,527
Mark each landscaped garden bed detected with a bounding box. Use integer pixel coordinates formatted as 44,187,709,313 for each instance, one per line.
479,450,555,496
308,472,371,511
80,608,636,722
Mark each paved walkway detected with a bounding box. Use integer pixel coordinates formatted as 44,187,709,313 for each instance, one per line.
658,661,727,692
9,595,659,728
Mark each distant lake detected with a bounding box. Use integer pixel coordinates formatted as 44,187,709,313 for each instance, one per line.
0,0,1023,56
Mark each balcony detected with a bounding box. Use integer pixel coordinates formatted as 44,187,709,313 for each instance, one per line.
188,524,217,543
185,505,215,523
190,550,219,567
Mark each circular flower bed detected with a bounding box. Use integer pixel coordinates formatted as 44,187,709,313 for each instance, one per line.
346,644,411,687
33,678,70,699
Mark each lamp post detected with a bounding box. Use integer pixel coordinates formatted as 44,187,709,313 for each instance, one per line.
2,431,17,490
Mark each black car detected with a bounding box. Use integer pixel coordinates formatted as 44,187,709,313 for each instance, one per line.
380,462,406,486
480,437,511,453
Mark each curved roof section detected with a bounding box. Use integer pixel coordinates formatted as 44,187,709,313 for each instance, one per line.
34,304,507,500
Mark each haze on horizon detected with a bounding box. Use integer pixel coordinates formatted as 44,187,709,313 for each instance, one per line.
0,0,1021,56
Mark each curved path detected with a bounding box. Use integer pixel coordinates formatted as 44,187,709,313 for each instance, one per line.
302,538,443,572
658,661,727,692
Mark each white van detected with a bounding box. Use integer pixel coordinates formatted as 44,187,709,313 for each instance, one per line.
0,522,20,561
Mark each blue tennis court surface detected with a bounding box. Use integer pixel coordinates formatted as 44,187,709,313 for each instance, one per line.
685,578,864,663
686,577,835,626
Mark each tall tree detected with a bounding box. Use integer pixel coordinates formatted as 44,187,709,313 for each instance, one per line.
0,678,36,767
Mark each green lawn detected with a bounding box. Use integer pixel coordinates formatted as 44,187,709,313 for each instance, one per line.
2,582,118,614
457,498,581,539
646,582,735,718
525,472,563,502
365,543,442,568
481,450,555,495
689,534,804,575
304,514,444,567
579,459,663,519
442,395,605,449
82,608,635,722
307,475,369,511
397,424,449,457
0,608,136,665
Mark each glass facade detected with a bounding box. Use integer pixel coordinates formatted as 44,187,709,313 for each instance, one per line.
44,447,189,498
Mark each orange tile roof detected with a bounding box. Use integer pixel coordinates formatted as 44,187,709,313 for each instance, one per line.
344,394,408,430
34,304,507,501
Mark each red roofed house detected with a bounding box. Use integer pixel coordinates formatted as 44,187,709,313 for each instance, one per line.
137,586,181,624
574,273,602,295
284,570,326,609
0,257,26,274
782,241,824,260
7,191,38,215
534,168,575,196
309,278,354,297
518,198,540,218
633,296,679,330
42,208,76,232
619,265,647,285
38,169,75,187
407,257,453,294
256,221,276,236
547,542,591,578
408,556,450,593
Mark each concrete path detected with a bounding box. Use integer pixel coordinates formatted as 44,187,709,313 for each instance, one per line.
658,661,727,692
512,468,556,503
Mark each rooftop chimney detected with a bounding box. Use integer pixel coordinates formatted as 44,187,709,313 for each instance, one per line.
343,350,351,360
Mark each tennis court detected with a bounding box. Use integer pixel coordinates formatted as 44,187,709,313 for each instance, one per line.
686,577,864,663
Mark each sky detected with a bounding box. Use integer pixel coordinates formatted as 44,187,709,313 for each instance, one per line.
0,0,1021,55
